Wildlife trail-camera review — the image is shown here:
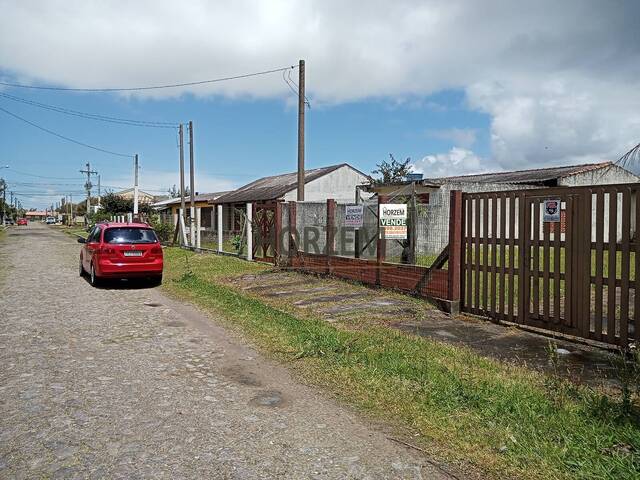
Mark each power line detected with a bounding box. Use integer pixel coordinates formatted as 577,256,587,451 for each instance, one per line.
5,168,80,180
0,105,134,158
0,92,179,128
0,65,297,92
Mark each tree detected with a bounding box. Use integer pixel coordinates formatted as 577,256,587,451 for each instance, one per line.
99,192,152,216
372,154,412,185
168,184,190,198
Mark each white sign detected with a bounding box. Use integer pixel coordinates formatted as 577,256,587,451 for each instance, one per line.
345,205,364,228
379,203,407,239
543,199,561,222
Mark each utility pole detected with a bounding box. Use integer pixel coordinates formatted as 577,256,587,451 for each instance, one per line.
179,124,186,238
79,162,97,223
0,178,5,224
97,175,101,209
133,154,139,218
297,59,306,201
189,121,195,246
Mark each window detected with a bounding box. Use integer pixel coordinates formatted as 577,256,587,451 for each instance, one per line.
87,226,101,243
103,227,158,244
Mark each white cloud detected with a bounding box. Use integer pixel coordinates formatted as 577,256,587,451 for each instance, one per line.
1,0,640,170
411,147,485,178
425,128,477,148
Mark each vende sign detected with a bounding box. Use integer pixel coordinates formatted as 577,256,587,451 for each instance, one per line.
379,203,407,239
344,205,364,228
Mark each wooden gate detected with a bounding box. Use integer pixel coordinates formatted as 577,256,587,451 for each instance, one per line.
252,202,281,263
461,184,640,347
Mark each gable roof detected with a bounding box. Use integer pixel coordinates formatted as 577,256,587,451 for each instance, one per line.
431,161,614,185
114,188,156,198
212,163,369,204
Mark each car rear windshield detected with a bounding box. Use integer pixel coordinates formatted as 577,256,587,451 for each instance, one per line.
103,227,158,244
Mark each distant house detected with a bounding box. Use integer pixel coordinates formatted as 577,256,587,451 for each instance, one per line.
366,161,640,257
210,163,371,234
152,191,229,235
25,211,48,221
114,188,157,204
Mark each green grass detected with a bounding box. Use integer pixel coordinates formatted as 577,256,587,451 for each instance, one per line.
53,224,88,239
161,247,640,480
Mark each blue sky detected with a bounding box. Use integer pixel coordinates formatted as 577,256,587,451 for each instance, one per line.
1,0,639,209
0,86,490,208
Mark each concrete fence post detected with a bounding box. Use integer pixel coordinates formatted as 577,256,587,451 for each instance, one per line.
326,199,336,274
195,207,201,249
448,190,463,314
246,202,253,261
217,204,223,252
376,195,389,285
288,201,297,261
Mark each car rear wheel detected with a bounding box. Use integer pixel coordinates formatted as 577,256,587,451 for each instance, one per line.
90,263,100,287
149,275,163,287
79,257,85,277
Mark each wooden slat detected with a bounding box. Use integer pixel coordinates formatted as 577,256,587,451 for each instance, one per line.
553,198,562,324
474,196,481,314
466,197,473,311
499,194,507,319
482,196,489,313
543,219,550,322
581,190,593,339
508,193,516,320
620,188,631,347
565,196,573,327
594,188,604,340
532,199,540,318
517,193,527,325
635,187,640,343
460,197,467,310
490,194,498,316
607,189,617,341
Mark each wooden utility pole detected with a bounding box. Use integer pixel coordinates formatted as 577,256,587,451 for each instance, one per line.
189,120,195,246
133,154,139,218
297,59,305,201
179,124,186,240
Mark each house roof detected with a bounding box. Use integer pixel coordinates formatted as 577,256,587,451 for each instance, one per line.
212,163,369,204
114,188,156,198
430,161,614,185
152,191,229,209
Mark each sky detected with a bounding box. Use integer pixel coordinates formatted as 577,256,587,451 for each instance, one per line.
0,0,639,209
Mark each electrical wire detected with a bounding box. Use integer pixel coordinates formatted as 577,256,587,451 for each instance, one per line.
0,92,179,128
0,105,134,158
3,168,80,180
0,65,297,92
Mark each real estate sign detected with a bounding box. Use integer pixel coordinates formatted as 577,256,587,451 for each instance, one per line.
344,205,364,228
379,203,407,239
543,199,561,222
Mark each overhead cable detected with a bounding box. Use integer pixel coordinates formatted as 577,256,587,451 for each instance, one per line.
0,65,297,92
0,105,134,158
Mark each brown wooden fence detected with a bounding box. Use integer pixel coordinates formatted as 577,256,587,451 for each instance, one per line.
461,184,640,347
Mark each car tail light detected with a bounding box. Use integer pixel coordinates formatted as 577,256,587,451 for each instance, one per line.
100,246,115,255
151,245,163,255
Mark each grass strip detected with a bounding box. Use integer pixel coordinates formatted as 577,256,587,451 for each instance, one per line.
162,248,640,480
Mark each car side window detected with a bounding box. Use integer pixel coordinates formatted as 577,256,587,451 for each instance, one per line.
88,226,101,243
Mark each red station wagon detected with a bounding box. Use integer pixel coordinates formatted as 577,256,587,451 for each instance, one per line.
78,222,163,287
17,218,28,226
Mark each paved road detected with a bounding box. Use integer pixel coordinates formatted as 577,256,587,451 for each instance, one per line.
0,224,452,479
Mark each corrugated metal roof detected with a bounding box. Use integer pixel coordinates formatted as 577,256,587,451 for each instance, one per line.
431,161,613,185
212,164,366,204
152,191,229,208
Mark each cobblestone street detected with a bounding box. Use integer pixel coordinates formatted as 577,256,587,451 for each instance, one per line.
0,224,450,479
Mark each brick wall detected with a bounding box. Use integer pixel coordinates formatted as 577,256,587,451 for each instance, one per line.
290,252,449,300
